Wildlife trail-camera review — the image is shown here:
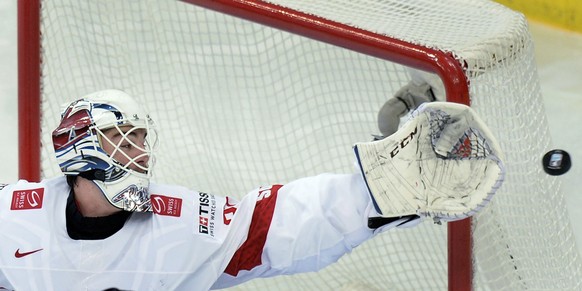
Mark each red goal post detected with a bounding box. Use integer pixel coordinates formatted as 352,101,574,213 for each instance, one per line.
17,0,582,290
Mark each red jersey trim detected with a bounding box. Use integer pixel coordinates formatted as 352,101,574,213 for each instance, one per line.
224,185,282,276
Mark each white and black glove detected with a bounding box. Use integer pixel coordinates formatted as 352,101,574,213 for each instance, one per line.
359,102,505,225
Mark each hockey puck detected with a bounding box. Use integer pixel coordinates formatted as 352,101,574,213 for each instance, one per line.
542,149,571,176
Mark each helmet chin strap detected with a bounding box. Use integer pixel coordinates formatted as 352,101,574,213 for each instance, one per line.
79,169,152,212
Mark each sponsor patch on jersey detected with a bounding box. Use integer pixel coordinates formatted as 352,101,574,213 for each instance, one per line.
150,194,183,217
198,192,217,237
11,188,44,210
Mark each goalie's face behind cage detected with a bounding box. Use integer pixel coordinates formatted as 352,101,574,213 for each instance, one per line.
52,89,158,212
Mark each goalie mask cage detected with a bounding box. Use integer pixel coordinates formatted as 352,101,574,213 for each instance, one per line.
18,0,582,290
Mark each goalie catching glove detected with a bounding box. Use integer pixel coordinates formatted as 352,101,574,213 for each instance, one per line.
355,102,505,223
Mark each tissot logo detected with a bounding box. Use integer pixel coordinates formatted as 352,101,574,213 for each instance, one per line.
199,192,210,234
198,192,217,236
11,188,44,210
150,194,182,217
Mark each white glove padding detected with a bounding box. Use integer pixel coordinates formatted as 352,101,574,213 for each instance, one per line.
377,81,436,138
356,102,505,223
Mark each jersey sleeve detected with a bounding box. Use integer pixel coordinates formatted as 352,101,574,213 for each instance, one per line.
212,173,381,289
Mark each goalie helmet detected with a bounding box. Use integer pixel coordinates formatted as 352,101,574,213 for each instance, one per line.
52,89,158,212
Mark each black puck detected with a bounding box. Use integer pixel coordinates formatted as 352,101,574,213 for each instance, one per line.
542,149,571,176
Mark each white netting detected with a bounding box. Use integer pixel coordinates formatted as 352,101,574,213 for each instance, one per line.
33,0,582,289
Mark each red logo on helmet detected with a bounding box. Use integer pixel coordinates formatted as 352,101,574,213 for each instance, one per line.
150,194,182,217
11,188,44,210
52,107,93,151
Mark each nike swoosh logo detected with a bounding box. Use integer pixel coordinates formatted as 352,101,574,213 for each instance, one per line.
14,248,43,258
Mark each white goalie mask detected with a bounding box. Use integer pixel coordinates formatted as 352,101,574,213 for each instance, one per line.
52,89,158,212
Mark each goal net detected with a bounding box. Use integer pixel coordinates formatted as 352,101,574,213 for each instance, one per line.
19,0,582,289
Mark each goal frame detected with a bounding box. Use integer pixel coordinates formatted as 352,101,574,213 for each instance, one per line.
17,0,473,289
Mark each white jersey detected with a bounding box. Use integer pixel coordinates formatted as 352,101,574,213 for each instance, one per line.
0,173,384,291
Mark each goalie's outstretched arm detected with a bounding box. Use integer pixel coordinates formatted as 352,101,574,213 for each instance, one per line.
214,102,504,289
213,172,414,289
